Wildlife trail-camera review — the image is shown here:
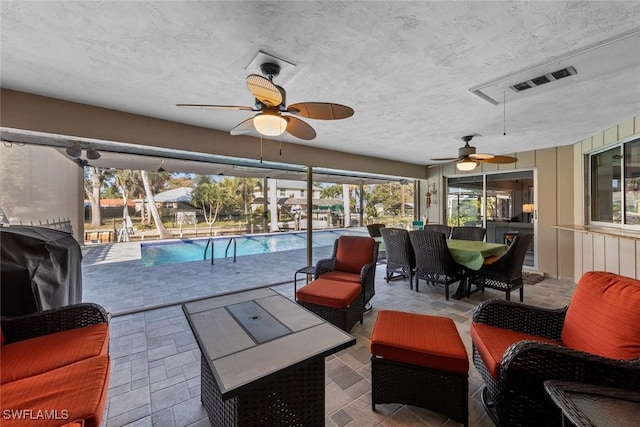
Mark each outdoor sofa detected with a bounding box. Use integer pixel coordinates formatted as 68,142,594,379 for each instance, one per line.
1,302,111,427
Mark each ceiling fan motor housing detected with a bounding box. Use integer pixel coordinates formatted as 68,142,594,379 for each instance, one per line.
260,62,281,79
459,145,476,156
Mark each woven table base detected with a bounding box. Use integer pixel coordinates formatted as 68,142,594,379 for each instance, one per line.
201,355,325,426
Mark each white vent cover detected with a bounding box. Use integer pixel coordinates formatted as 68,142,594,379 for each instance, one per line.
470,28,640,105
245,50,299,86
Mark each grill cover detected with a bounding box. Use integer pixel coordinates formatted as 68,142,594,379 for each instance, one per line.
1,226,82,316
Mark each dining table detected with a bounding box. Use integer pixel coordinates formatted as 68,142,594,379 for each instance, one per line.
446,239,509,299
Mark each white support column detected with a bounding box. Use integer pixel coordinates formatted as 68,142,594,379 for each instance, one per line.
268,178,279,232
342,184,351,227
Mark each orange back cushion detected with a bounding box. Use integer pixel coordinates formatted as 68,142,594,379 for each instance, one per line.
334,236,375,274
562,271,640,360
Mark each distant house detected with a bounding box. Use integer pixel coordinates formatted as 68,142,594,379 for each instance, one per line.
83,198,136,208
152,187,195,211
252,179,322,205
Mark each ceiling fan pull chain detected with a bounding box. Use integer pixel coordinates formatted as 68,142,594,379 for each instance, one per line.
503,92,506,136
279,140,282,156
260,135,263,163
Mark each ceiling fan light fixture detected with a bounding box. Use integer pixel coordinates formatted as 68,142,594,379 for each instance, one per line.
65,144,82,158
456,157,478,171
253,112,287,136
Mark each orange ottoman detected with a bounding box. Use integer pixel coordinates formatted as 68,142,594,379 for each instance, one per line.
296,278,364,332
370,310,469,426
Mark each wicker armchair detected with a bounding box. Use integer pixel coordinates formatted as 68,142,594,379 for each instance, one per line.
468,233,533,302
408,230,463,300
380,228,415,288
424,224,452,238
314,235,379,309
471,272,640,427
451,226,486,241
1,302,109,343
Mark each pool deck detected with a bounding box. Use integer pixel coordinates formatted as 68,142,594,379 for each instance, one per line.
81,239,577,427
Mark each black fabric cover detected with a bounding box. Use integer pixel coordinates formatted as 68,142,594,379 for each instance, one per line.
1,226,82,316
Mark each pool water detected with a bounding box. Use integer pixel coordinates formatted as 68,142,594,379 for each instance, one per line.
140,229,366,266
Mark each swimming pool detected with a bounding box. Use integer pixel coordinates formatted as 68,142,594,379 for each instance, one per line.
140,229,367,266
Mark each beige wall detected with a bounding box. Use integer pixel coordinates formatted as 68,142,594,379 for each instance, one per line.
1,89,427,180
426,145,575,280
0,144,84,242
572,115,640,280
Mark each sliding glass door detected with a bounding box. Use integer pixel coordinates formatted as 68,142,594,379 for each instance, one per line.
446,171,535,267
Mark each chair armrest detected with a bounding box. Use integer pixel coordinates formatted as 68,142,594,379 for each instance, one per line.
473,300,567,340
314,258,335,279
1,302,109,344
360,261,377,304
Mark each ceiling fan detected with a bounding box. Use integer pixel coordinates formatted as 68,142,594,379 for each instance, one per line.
430,134,518,171
177,63,354,141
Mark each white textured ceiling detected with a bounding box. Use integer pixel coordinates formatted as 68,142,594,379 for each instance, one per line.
2,1,640,166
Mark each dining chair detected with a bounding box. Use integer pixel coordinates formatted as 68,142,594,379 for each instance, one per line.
366,223,386,238
380,227,415,288
468,233,533,301
451,226,486,241
409,230,463,300
424,224,452,238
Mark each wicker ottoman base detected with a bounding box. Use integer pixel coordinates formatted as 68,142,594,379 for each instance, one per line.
370,311,469,426
371,357,468,426
297,293,364,332
201,355,325,426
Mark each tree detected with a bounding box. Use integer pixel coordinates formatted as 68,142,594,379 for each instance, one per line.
141,170,172,239
192,178,223,235
235,177,260,222
84,167,114,228
320,184,343,199
114,170,143,229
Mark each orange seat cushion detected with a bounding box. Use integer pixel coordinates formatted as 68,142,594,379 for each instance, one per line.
371,310,469,374
321,270,361,283
471,322,562,380
1,355,110,427
562,271,640,360
1,324,109,384
334,236,375,274
296,278,361,309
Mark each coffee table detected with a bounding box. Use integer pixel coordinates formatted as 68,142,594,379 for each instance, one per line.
544,380,640,427
183,288,356,426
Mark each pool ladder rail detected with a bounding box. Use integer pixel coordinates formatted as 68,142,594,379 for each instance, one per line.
203,237,237,265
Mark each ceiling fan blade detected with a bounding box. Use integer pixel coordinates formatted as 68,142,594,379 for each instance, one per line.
285,116,316,140
430,157,459,161
230,117,256,136
287,102,354,120
176,104,255,111
246,75,282,107
470,153,494,160
482,155,518,164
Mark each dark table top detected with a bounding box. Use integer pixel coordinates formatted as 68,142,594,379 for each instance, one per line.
183,288,356,399
544,380,640,427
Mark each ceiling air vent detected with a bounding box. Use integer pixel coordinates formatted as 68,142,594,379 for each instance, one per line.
469,28,640,105
510,66,577,92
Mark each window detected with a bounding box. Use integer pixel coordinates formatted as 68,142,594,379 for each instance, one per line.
279,189,286,197
589,138,640,227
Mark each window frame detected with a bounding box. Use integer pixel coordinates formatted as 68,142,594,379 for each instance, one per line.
587,135,640,230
